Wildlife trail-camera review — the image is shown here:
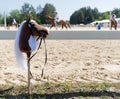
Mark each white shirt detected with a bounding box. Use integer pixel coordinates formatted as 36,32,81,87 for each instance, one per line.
111,14,116,19
54,14,59,22
13,19,17,25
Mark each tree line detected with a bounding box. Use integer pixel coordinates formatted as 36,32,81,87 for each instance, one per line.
0,2,120,25
0,3,56,26
70,7,120,24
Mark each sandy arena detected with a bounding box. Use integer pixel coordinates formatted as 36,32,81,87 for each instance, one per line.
0,37,120,85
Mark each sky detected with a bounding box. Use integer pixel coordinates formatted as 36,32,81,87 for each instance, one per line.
0,0,120,20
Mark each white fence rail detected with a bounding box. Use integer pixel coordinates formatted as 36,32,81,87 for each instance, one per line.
0,30,120,40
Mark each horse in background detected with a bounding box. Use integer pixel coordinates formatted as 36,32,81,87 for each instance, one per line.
14,15,48,94
46,16,71,29
110,19,117,30
12,18,18,28
7,19,18,30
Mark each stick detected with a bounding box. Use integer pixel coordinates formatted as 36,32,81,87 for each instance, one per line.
28,59,31,94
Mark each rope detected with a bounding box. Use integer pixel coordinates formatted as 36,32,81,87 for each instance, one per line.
28,33,47,78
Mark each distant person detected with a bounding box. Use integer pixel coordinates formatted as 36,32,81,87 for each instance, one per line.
110,12,117,30
111,12,116,21
96,22,101,30
54,12,59,29
12,18,17,25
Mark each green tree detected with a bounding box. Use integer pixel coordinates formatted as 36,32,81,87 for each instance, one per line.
70,6,95,24
99,12,109,20
20,3,36,21
0,14,3,24
9,10,21,24
112,8,120,18
93,8,99,20
36,5,43,14
36,5,43,24
70,11,78,24
85,7,94,24
41,3,56,24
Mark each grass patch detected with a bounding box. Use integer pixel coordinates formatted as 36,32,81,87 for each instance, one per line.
0,82,120,98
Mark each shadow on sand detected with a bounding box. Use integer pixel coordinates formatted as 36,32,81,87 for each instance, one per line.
0,87,120,99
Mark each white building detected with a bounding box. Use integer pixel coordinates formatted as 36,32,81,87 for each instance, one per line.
91,18,120,28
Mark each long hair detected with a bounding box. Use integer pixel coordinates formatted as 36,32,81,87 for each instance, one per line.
14,21,28,70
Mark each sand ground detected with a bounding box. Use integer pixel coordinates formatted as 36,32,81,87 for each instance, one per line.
0,39,120,86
